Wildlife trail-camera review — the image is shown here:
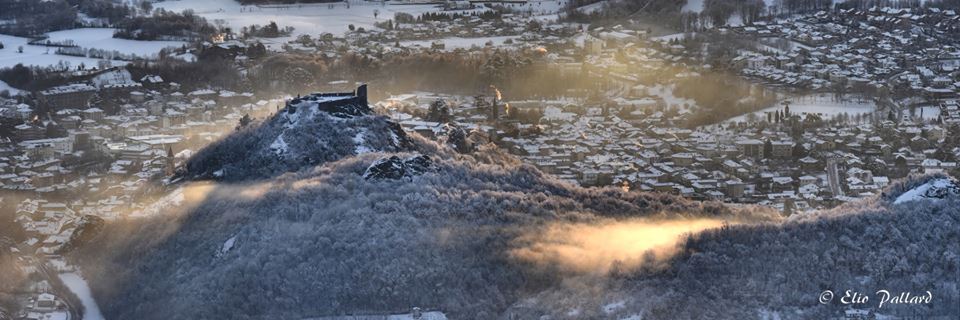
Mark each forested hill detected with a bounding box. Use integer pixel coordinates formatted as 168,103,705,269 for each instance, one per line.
67,87,956,319
181,90,418,182
510,174,960,319
69,91,777,319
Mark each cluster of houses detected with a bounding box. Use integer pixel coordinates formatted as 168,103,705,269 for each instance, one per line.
0,67,285,196
353,14,960,213
729,7,960,102
277,5,584,55
1,65,290,319
381,87,958,214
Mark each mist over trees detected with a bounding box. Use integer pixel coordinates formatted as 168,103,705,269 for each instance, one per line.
75,150,773,319
514,174,960,319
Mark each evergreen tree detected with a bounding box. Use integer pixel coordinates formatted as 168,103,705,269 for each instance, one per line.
426,100,451,123
237,114,252,130
791,143,806,159
763,139,773,159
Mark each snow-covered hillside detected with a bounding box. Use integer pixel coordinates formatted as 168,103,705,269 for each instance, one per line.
183,87,416,181
0,33,119,69
44,28,186,56
75,84,776,319
893,178,960,204
506,173,960,319
0,79,23,95
0,28,186,68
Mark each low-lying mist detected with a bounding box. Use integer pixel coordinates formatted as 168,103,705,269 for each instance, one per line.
511,218,735,274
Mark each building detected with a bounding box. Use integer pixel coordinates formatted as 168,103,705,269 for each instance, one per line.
36,83,98,111
737,139,764,158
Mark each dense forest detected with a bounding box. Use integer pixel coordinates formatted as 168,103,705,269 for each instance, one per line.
113,9,218,41
512,174,960,319
0,0,77,36
0,0,148,36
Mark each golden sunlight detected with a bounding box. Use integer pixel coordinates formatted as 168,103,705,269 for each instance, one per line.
511,218,732,274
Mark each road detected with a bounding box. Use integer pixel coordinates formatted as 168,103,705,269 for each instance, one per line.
37,262,81,320
826,157,843,197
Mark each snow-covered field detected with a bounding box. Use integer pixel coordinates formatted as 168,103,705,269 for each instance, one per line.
683,0,778,14
1,28,185,69
156,0,454,38
576,0,608,14
894,178,960,204
155,0,565,39
0,79,23,95
652,32,695,42
45,28,186,56
58,272,106,320
727,94,876,122
0,0,567,69
0,34,120,69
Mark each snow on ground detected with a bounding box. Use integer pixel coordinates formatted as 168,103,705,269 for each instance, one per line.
156,0,565,40
45,28,186,57
307,311,447,320
400,35,520,50
914,106,941,120
755,38,811,54
58,272,106,320
894,178,960,204
218,235,238,257
652,32,695,42
683,0,777,15
758,309,783,320
270,134,289,155
385,311,447,320
727,94,876,122
0,34,120,69
682,0,704,13
129,186,186,217
353,129,372,154
1,28,185,68
155,0,456,39
576,0,608,14
602,300,626,314
0,79,23,95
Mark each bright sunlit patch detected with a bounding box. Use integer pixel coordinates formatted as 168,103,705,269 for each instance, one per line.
511,218,732,274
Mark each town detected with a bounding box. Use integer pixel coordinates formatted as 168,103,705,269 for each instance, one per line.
1,0,960,319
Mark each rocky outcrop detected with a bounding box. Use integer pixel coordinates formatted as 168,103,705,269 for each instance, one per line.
363,155,436,180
